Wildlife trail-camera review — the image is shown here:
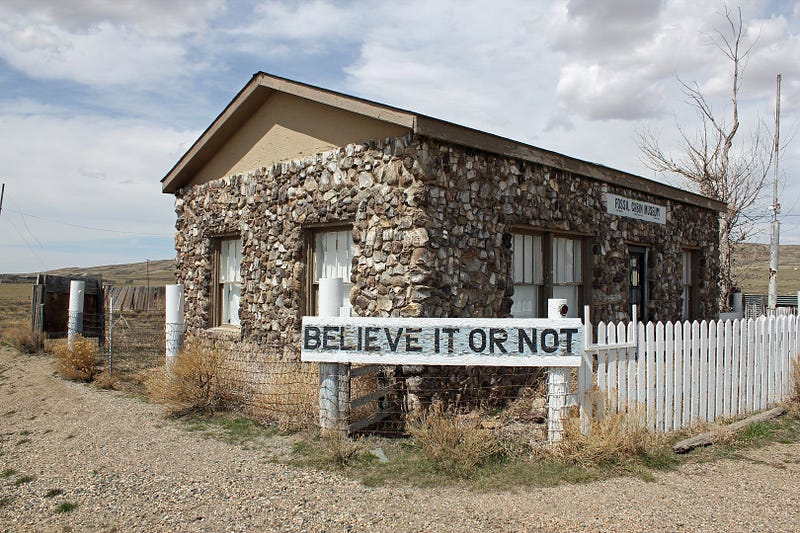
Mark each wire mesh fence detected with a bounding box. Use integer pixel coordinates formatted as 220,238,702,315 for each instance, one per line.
105,308,167,376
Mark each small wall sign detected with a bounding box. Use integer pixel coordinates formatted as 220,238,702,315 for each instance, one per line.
301,317,583,367
606,193,666,224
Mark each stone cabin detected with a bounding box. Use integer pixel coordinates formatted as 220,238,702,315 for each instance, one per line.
162,72,724,362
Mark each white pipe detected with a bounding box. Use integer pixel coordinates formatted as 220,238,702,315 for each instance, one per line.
318,278,344,317
67,280,85,350
318,278,344,431
165,284,185,361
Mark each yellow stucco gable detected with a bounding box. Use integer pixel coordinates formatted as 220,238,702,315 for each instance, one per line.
190,91,411,186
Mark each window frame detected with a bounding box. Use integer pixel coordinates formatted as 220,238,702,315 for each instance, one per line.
511,228,590,318
210,235,243,328
305,224,355,317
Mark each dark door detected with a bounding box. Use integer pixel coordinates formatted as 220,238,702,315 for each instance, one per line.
629,247,647,321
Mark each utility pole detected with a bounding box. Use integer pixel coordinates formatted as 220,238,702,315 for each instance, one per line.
768,74,781,314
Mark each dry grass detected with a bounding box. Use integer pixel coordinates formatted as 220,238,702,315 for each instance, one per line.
250,361,318,431
1,322,43,354
52,335,100,382
788,356,800,416
550,396,665,467
145,338,228,415
407,405,504,477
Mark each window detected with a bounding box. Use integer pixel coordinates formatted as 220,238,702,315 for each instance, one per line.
512,234,543,318
629,246,647,321
308,228,354,315
681,249,696,320
216,238,242,327
552,237,583,318
512,232,585,318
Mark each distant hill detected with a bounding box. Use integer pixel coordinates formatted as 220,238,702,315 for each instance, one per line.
1,244,798,295
0,259,174,287
733,243,800,296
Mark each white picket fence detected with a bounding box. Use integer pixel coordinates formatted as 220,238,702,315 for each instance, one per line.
583,315,799,432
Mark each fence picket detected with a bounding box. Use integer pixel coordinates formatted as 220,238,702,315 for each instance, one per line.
664,321,674,432
682,321,692,425
646,322,657,431
690,321,700,424
715,320,724,419
637,322,646,408
699,320,709,422
584,315,797,434
626,321,637,407
607,323,619,414
673,322,684,430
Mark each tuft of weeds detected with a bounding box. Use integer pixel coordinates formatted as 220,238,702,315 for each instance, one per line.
144,338,228,415
788,356,800,416
92,370,118,390
407,405,505,478
13,475,34,486
547,398,669,472
53,335,99,382
0,496,12,508
1,468,16,478
45,488,64,498
2,324,43,354
55,502,78,514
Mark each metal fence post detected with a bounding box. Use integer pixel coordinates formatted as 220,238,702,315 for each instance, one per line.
108,296,114,374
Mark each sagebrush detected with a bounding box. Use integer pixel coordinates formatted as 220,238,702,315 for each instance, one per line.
53,335,99,382
408,405,503,477
1,323,43,354
145,338,228,415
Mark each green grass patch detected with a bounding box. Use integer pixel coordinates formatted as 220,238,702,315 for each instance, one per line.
288,410,800,490
1,468,16,478
181,413,278,445
13,475,34,486
55,502,78,514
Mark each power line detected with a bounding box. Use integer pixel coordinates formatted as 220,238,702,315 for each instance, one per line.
3,207,172,237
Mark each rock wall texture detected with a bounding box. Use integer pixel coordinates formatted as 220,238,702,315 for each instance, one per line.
174,133,720,357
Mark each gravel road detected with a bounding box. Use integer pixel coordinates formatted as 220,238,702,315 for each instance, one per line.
2,345,800,532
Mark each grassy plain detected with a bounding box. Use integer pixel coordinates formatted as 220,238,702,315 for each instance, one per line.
733,243,800,295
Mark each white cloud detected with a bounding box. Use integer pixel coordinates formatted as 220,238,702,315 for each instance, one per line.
0,1,221,88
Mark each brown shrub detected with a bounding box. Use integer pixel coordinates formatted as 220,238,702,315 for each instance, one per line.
92,370,118,390
1,323,43,354
408,405,503,476
788,356,800,415
53,335,99,382
145,338,227,415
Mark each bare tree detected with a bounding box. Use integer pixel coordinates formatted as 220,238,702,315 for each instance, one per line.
639,6,772,311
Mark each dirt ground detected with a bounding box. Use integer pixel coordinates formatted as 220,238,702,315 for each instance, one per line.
2,345,800,532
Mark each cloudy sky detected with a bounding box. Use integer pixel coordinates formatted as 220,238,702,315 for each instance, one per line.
0,0,798,274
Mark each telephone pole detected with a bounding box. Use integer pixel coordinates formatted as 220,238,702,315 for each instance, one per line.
767,74,781,314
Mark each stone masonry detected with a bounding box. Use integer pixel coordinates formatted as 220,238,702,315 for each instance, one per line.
175,133,719,358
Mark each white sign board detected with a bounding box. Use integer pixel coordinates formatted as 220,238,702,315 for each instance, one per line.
301,317,583,367
606,193,666,224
